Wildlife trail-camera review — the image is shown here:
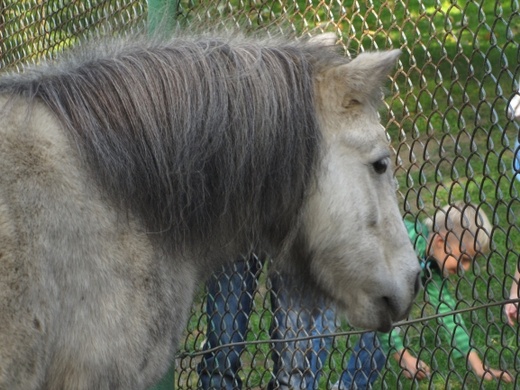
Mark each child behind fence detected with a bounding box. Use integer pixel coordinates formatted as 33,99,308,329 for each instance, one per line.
333,201,513,388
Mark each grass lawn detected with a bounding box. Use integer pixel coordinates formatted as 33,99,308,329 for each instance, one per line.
2,0,518,388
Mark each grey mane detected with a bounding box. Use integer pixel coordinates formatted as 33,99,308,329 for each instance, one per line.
0,35,349,254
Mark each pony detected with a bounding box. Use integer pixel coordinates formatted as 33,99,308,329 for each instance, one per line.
0,32,421,389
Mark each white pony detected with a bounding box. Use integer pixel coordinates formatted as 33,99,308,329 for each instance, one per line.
0,33,420,389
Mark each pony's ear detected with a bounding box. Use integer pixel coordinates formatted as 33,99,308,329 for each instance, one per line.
335,50,401,107
308,33,337,46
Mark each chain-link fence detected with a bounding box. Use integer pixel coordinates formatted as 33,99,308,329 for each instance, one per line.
1,1,519,389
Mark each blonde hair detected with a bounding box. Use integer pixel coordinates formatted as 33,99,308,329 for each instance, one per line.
424,201,492,254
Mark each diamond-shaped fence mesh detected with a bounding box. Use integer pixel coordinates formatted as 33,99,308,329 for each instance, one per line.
1,1,519,389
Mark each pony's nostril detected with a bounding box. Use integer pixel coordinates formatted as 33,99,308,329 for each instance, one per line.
380,272,421,323
381,295,398,318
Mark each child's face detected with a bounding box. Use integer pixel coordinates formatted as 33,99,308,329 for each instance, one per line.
431,233,478,277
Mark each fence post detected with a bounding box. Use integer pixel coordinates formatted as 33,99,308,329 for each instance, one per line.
147,0,178,36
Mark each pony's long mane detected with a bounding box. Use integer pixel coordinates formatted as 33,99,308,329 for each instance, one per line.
0,34,348,252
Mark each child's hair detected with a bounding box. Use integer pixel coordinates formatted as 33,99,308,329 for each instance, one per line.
424,201,492,254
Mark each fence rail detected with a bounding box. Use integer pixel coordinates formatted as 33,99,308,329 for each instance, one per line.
1,1,519,389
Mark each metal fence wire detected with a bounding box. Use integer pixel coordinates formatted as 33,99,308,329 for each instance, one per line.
1,1,519,389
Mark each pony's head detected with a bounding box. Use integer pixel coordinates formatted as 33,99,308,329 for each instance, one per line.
293,38,421,332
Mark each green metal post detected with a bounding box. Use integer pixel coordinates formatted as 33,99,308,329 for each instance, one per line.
147,0,178,36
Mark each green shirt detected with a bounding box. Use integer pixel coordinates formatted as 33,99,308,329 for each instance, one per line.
378,219,472,360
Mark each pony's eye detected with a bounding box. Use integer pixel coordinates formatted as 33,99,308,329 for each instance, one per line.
372,157,389,174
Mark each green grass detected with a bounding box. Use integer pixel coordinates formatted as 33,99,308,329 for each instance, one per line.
3,0,518,388
0,0,146,70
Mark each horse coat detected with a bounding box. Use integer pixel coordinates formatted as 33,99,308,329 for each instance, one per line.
0,33,421,389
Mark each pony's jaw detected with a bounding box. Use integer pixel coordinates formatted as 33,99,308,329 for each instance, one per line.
307,238,420,332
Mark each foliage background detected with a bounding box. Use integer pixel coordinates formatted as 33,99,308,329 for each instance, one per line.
1,1,519,389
